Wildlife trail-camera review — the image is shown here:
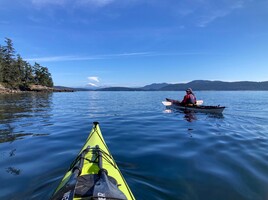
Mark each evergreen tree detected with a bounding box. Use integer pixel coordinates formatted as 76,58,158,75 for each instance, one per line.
1,38,17,88
15,55,24,82
15,54,34,89
33,62,53,87
24,62,35,86
0,38,54,89
0,45,3,83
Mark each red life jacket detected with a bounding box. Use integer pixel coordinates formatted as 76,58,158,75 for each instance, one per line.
182,94,196,104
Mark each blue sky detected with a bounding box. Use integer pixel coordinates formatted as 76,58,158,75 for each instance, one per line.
1,0,268,88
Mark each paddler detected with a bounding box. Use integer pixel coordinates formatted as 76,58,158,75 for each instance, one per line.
181,88,197,105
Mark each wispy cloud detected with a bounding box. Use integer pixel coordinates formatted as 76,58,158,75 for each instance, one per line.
25,52,153,62
87,82,98,87
30,0,115,8
196,0,247,27
87,76,100,87
77,0,115,8
31,0,66,7
28,0,248,28
197,10,230,28
25,51,220,63
88,76,99,82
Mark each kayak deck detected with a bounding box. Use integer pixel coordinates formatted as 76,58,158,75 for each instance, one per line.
164,98,225,114
51,122,135,200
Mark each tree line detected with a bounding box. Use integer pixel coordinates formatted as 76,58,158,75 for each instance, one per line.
0,38,53,90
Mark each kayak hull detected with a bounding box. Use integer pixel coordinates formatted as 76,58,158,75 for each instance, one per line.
164,98,225,114
51,122,135,200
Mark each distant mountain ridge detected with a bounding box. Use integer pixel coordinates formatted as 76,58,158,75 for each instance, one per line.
159,80,268,91
64,80,268,91
141,83,169,90
95,87,143,91
95,80,268,91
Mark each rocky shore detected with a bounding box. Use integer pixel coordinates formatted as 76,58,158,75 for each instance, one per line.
0,84,21,94
0,84,74,94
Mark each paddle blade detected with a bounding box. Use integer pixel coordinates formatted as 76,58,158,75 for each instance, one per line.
162,100,203,106
162,101,172,106
93,170,127,200
196,100,203,105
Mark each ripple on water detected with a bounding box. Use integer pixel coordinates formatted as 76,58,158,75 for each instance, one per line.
0,91,268,200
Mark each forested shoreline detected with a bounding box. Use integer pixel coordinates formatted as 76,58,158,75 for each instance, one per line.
0,38,53,92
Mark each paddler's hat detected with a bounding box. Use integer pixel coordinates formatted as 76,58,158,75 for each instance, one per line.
186,88,193,93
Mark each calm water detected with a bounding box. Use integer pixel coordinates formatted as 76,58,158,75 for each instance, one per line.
0,91,268,200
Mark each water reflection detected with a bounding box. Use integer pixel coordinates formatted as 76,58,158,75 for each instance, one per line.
164,108,197,122
164,108,224,122
0,131,49,143
6,166,21,176
0,93,53,178
0,92,52,143
183,111,197,122
163,109,172,113
9,148,16,157
0,92,52,115
206,113,224,119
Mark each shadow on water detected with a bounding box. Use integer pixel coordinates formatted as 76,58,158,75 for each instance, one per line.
164,108,224,122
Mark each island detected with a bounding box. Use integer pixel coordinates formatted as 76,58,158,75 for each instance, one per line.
0,38,73,94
